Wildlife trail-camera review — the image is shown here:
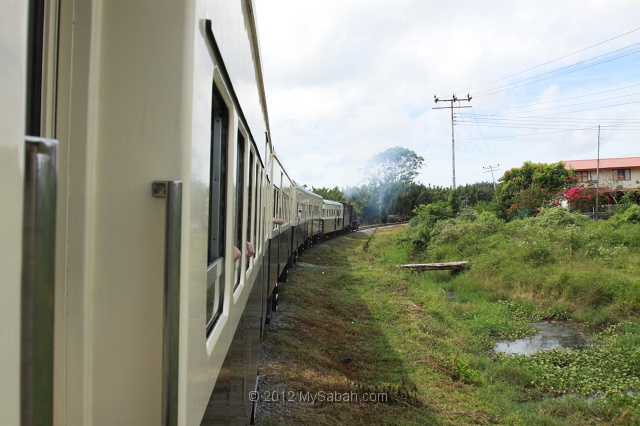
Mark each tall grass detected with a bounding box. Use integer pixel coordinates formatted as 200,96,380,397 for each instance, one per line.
401,207,640,326
258,223,640,425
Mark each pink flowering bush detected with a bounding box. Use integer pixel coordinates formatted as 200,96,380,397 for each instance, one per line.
560,184,594,212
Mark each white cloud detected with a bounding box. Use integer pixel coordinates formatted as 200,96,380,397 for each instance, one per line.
256,0,640,189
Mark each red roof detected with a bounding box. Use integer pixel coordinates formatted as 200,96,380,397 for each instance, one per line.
563,157,640,170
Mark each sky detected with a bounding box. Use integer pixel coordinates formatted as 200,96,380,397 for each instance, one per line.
255,0,640,190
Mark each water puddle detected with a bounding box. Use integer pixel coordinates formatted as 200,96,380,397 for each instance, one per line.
494,322,593,355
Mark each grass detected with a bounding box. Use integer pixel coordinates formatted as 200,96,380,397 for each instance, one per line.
257,224,640,425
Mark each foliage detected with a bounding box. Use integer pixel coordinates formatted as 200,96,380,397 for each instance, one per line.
448,189,460,216
344,184,380,224
498,161,570,198
413,201,453,224
494,161,571,219
560,183,594,212
397,209,640,421
405,205,640,322
535,207,588,227
455,181,495,207
311,186,346,202
261,224,640,425
473,200,499,215
597,173,626,201
498,321,640,418
401,203,504,255
345,179,497,225
620,189,640,206
400,201,453,251
615,204,640,224
505,184,553,220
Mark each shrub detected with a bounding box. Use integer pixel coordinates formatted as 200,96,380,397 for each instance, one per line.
473,200,498,215
535,207,588,227
412,201,452,225
615,204,640,224
457,207,479,222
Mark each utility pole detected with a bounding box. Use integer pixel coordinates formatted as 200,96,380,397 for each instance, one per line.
595,125,600,221
433,94,472,190
483,164,500,190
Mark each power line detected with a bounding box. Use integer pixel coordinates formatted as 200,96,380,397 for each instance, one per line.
473,46,640,98
477,82,640,114
461,27,640,95
440,29,640,176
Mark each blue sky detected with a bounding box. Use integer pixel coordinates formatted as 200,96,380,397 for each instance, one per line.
257,0,640,190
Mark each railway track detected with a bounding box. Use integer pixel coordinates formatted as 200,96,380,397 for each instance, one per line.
356,221,409,231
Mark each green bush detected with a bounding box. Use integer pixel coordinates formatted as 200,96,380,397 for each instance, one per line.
403,201,454,254
615,204,640,224
412,201,452,225
403,199,640,320
535,207,588,226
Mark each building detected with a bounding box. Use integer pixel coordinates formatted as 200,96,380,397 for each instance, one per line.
562,157,640,190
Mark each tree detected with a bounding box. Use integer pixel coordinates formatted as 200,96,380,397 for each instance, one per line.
448,189,460,216
311,186,345,202
494,161,570,219
456,182,495,207
498,161,569,197
506,184,552,219
363,147,424,187
344,184,379,224
345,147,426,223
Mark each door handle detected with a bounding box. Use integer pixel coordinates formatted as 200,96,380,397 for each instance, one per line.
22,136,57,426
152,181,182,426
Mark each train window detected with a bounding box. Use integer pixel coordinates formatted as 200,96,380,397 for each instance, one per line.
272,187,279,230
258,170,264,252
246,150,254,270
234,131,246,289
283,193,289,224
207,84,229,334
253,161,260,252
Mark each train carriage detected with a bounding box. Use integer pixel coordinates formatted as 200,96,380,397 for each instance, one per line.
2,0,281,424
265,153,294,316
2,0,363,425
322,199,345,234
292,184,323,255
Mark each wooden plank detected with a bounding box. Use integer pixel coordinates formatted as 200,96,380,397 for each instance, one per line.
399,261,469,271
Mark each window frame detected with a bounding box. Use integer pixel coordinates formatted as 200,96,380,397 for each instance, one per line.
206,81,231,336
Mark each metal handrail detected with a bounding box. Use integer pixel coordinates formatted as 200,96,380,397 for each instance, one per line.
21,136,57,426
152,181,182,426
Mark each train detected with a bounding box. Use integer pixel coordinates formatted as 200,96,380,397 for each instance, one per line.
2,1,358,425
